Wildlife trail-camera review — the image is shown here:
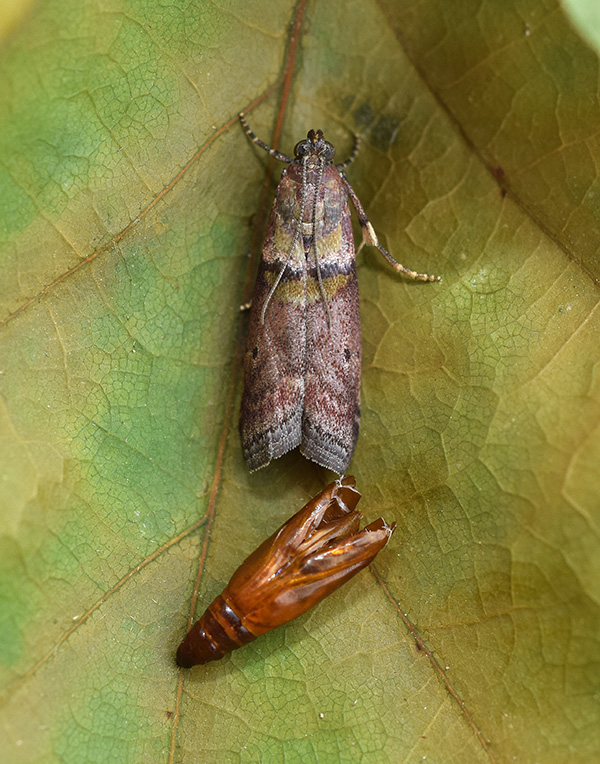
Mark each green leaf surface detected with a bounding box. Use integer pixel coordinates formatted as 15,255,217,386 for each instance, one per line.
1,0,599,762
562,0,600,54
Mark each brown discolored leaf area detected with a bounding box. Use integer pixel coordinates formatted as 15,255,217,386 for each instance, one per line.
0,1,598,762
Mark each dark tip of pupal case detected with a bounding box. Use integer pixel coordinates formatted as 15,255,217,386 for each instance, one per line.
176,631,214,669
175,641,197,669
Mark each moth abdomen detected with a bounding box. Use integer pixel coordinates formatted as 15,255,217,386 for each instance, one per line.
176,594,256,668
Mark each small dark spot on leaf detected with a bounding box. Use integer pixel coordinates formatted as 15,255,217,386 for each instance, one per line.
340,94,354,113
492,166,508,197
371,114,401,152
353,102,375,130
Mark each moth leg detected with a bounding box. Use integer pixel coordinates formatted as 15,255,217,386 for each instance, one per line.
335,134,361,170
344,177,441,283
239,113,293,163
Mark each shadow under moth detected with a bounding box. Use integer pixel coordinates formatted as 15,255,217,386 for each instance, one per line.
176,476,395,668
238,114,441,475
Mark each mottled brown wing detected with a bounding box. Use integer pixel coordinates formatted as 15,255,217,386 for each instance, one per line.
301,177,361,474
239,183,307,471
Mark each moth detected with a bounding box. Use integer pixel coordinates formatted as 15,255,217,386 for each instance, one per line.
176,476,395,668
239,113,441,474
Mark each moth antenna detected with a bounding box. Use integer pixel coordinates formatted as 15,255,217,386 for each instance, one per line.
260,157,309,324
239,112,293,164
335,133,361,170
311,157,331,328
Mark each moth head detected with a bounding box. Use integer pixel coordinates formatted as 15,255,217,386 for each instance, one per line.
294,129,335,163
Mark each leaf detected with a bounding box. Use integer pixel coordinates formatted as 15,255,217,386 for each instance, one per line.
561,0,600,54
0,0,598,762
0,0,35,42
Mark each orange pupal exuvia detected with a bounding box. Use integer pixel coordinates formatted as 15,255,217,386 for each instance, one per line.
176,476,395,668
